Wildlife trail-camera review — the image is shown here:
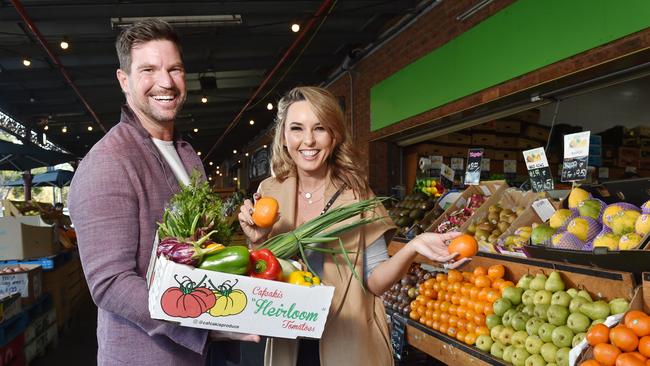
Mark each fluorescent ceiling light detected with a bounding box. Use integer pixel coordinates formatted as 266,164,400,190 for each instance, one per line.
111,15,242,29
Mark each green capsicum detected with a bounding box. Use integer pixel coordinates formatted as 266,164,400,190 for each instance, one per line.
199,245,251,275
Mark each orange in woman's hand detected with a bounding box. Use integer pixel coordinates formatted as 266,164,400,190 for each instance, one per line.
252,197,279,228
447,234,478,260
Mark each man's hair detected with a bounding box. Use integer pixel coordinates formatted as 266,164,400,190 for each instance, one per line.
115,19,181,73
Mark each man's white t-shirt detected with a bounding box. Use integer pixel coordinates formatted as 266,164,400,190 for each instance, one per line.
151,138,190,186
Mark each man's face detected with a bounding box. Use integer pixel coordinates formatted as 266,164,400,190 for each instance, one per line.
116,39,186,127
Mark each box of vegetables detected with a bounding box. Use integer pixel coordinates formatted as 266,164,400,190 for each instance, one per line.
147,177,383,339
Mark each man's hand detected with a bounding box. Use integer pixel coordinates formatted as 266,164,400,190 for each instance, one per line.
209,330,261,343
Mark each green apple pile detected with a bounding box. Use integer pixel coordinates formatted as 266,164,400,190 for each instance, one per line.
474,271,630,366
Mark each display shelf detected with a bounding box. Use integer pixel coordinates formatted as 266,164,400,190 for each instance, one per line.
406,320,504,366
388,240,637,299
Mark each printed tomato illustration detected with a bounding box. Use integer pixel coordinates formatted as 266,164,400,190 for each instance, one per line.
208,279,247,317
161,275,216,318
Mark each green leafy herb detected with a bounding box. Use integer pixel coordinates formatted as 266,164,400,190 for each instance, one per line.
158,171,231,244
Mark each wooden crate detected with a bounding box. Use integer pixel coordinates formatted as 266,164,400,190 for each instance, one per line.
438,133,472,146
522,124,550,142
471,133,496,147
494,120,522,134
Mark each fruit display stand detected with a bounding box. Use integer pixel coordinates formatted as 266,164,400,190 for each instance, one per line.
464,189,541,255
427,180,508,233
524,179,650,273
387,239,637,366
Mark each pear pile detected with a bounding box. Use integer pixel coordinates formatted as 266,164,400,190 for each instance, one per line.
476,271,629,366
466,204,525,251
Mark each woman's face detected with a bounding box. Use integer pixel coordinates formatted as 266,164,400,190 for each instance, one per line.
283,100,334,176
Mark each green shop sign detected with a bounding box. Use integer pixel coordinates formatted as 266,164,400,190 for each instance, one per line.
370,0,650,131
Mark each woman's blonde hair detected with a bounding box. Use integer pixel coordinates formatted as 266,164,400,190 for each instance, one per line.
270,86,369,198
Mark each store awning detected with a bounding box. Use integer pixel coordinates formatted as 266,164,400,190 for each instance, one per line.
0,141,75,172
4,169,74,188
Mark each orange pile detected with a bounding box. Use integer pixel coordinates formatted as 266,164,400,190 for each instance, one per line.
409,264,514,346
581,310,650,366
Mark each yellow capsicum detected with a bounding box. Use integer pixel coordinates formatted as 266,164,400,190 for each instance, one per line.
287,271,321,286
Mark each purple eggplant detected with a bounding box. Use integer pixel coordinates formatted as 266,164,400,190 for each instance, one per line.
156,230,222,267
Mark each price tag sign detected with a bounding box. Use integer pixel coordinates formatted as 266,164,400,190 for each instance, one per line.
532,199,556,222
451,157,464,170
430,155,443,178
504,160,517,174
481,158,491,180
390,312,408,362
599,167,609,179
440,163,455,189
464,148,483,186
523,147,554,192
561,131,590,182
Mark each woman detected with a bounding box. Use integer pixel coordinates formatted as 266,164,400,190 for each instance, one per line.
238,86,469,366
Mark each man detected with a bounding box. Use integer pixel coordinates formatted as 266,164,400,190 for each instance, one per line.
69,19,258,366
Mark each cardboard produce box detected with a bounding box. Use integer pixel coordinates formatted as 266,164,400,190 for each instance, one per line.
147,256,335,339
0,264,42,305
426,180,508,233
0,216,57,260
42,256,86,331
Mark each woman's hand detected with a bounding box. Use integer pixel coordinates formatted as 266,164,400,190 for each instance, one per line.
237,193,279,245
408,231,471,269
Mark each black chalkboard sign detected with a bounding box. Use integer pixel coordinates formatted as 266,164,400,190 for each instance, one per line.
390,312,408,362
561,156,588,182
530,166,554,192
464,148,483,185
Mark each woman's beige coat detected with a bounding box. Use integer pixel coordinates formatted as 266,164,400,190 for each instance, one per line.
258,175,396,366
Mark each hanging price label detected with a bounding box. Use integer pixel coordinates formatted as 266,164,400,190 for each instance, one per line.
532,199,556,222
523,147,554,192
440,163,455,189
464,148,483,186
390,312,407,361
561,131,590,182
430,155,443,178
451,157,464,170
504,160,517,174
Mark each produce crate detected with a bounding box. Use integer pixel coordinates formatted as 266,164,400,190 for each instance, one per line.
522,124,550,142
387,242,637,366
0,294,21,325
464,189,543,255
147,256,335,339
23,321,56,364
523,178,650,273
42,256,86,331
0,333,25,366
573,272,650,365
0,265,42,305
0,312,27,347
471,133,496,147
426,181,508,233
437,132,472,145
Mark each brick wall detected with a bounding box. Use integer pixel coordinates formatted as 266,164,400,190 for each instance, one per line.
327,0,650,195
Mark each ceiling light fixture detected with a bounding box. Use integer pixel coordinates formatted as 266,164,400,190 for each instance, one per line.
111,15,243,29
87,126,93,131
208,177,212,181
267,102,273,110
61,126,67,133
197,151,202,156
193,128,199,132
201,96,208,103
263,145,267,148
291,23,300,33
233,177,238,181
209,162,213,166
22,59,31,67
60,37,69,50
249,119,255,125
238,160,241,163
233,149,237,154
44,125,49,131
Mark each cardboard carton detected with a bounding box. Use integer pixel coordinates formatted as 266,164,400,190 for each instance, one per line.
0,216,57,260
426,180,508,233
148,256,334,339
0,264,42,305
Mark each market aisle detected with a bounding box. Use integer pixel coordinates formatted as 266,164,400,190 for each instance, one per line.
31,299,98,366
